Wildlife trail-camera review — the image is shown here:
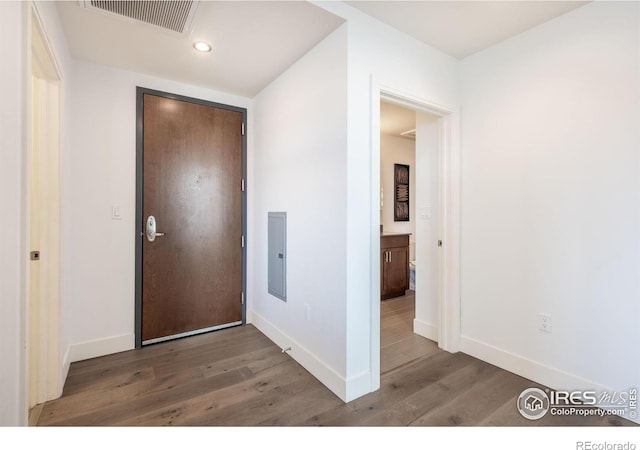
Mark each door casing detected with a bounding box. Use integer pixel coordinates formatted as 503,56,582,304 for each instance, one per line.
370,79,461,392
134,87,248,348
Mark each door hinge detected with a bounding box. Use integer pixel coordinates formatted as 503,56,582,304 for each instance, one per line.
241,292,245,305
241,122,245,136
241,178,245,192
438,240,443,247
242,235,245,248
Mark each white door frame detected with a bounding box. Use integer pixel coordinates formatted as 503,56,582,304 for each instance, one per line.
27,3,64,414
369,79,461,391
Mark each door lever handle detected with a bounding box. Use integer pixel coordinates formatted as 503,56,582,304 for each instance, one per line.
146,215,166,242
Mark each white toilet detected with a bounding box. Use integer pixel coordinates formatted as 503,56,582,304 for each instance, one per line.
409,260,416,291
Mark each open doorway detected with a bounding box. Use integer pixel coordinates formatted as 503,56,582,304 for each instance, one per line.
379,101,441,374
369,86,460,393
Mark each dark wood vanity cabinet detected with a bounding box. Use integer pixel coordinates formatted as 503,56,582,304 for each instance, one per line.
380,234,410,300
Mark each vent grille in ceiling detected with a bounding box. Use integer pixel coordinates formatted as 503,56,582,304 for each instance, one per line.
83,1,199,35
400,129,416,140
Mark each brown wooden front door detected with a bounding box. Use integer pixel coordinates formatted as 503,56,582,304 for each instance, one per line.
139,90,245,344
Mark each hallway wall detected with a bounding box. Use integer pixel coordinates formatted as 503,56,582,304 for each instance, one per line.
459,1,640,401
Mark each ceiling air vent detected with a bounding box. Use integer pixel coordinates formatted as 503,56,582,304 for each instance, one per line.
400,129,416,140
82,1,199,35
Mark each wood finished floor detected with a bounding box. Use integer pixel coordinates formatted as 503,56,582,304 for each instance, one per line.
38,293,635,426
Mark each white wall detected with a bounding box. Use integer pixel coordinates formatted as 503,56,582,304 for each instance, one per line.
460,1,640,401
0,0,27,427
250,25,349,399
63,60,251,363
380,134,415,246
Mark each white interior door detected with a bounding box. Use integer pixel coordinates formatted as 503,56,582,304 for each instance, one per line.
28,10,62,411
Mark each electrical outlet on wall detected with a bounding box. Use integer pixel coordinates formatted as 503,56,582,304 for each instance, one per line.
538,313,552,333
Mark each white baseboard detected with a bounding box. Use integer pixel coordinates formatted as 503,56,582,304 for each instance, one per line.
413,319,438,342
460,335,640,425
68,333,134,363
250,310,368,402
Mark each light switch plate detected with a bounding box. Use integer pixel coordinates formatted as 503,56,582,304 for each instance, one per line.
111,205,122,220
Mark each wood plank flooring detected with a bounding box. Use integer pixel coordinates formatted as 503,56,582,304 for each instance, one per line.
37,293,636,426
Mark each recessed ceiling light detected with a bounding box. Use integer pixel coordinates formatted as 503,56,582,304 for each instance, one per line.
193,41,212,53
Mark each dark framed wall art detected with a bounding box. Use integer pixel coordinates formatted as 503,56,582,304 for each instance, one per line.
394,163,410,222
